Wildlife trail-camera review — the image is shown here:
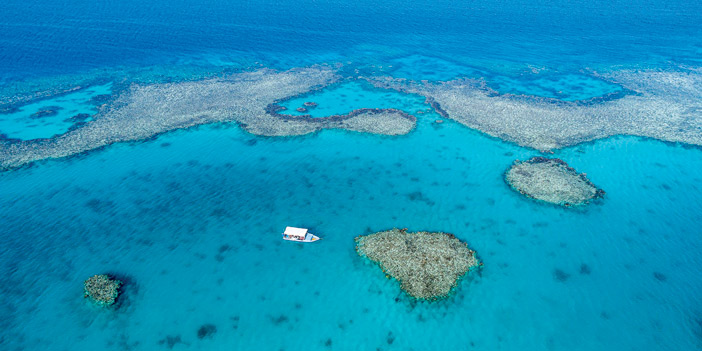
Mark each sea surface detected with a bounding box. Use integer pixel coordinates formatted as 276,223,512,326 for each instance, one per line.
1,0,702,350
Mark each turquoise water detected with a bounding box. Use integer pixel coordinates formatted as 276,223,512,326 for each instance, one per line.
2,0,702,350
0,83,112,140
2,114,701,350
278,81,430,118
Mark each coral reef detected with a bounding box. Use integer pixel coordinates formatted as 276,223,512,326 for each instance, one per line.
0,67,420,170
505,157,604,206
29,107,60,119
355,228,479,300
7,66,698,171
66,113,91,123
367,69,702,151
83,274,122,307
262,107,416,135
335,109,415,135
0,66,340,170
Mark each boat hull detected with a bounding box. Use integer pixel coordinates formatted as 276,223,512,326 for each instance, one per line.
282,233,320,242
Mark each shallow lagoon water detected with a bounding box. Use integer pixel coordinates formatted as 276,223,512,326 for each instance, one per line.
0,83,112,140
278,81,429,118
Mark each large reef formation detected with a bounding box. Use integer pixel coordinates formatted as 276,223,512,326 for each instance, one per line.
0,67,337,170
505,157,605,207
367,69,702,151
0,68,418,170
355,228,480,301
4,65,701,170
84,274,122,307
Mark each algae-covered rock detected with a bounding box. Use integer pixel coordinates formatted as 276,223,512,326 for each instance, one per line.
84,274,122,307
506,157,604,207
355,228,479,300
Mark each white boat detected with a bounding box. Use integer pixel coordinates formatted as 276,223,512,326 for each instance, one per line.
282,226,320,243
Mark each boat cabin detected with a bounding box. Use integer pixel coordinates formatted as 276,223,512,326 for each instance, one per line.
282,226,320,242
283,226,308,240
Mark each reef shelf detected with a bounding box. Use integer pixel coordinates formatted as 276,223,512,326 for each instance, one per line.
367,69,702,151
0,67,423,171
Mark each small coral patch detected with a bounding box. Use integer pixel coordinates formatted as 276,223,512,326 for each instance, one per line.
84,274,122,307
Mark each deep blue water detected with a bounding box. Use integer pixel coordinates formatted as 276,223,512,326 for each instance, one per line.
2,0,701,80
1,0,702,350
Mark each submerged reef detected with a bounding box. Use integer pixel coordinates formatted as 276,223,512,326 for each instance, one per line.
505,157,604,206
84,274,122,307
355,228,479,300
29,107,61,119
367,69,702,151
